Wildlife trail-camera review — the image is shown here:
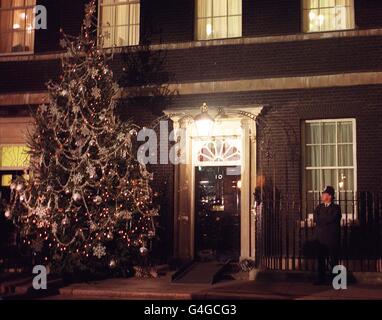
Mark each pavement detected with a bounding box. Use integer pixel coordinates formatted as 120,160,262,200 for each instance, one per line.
2,272,382,300
53,275,382,300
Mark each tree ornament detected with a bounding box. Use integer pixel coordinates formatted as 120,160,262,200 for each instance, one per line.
31,239,44,253
62,216,69,226
109,259,117,269
72,192,82,202
139,246,149,256
51,222,58,234
4,209,12,219
91,87,101,99
148,230,156,239
93,195,102,205
72,173,83,185
93,243,106,259
86,165,97,179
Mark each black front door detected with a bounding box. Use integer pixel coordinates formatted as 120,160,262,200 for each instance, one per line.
195,166,241,261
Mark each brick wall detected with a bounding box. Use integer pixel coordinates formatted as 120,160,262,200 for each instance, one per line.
243,0,301,37
355,0,382,29
2,34,382,93
11,0,382,53
161,84,382,196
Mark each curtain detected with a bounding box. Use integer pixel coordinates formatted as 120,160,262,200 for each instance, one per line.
0,0,13,53
0,0,35,53
100,0,140,47
305,121,355,195
303,0,354,32
197,0,241,40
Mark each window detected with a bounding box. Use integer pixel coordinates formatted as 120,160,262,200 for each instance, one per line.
195,138,241,166
0,145,29,186
302,0,355,33
0,0,35,54
99,0,140,47
196,0,242,40
303,119,357,214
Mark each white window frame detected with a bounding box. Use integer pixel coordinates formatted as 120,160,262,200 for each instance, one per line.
0,0,36,56
302,118,357,222
98,0,140,48
195,0,242,41
302,0,355,33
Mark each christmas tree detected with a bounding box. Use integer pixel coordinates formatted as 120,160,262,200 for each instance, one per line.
6,1,158,277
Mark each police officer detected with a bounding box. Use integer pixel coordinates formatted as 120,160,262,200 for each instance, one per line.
313,186,342,284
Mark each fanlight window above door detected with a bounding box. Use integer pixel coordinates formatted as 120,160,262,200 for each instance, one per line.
195,138,241,166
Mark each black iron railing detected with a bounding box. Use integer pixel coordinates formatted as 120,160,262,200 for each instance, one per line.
254,192,382,272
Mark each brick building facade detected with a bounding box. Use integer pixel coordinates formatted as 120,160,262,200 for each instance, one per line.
0,0,381,268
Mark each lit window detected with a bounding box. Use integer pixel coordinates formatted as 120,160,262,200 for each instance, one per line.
0,0,35,54
196,0,242,40
302,0,355,33
303,119,357,215
0,145,30,169
0,145,30,186
99,0,140,47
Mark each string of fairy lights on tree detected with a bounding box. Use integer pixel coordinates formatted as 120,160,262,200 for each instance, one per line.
5,0,159,274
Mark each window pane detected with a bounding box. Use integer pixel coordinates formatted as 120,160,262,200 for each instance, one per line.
319,8,335,31
130,3,140,25
198,0,212,18
338,168,354,191
306,123,321,144
0,1,13,9
213,0,227,16
13,9,26,29
0,146,30,168
306,145,320,167
228,0,241,15
116,4,129,26
322,169,337,190
306,169,320,191
303,0,319,9
197,18,212,40
129,24,139,45
322,145,336,166
0,9,13,53
1,174,13,187
101,26,113,47
322,122,336,144
213,16,227,38
115,26,128,46
11,30,25,52
338,121,353,143
228,15,241,38
101,6,115,27
338,144,353,166
320,0,335,7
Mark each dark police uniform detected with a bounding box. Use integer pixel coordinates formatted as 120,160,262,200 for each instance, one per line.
313,202,342,281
